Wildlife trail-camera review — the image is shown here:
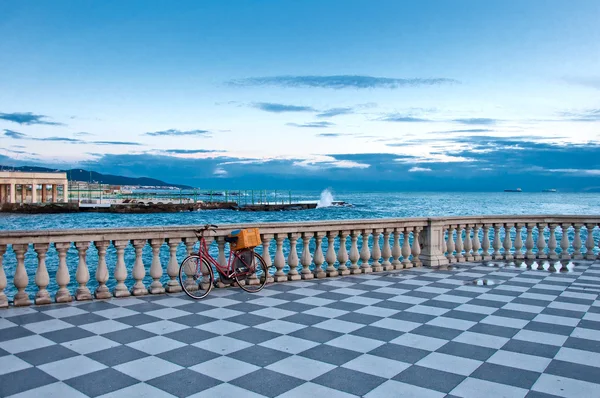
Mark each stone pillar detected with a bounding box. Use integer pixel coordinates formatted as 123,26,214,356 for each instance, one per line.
51,184,58,203
371,229,383,272
381,229,393,271
325,231,339,276
21,184,26,203
446,226,456,263
149,239,165,294
113,240,131,297
41,184,47,203
313,232,326,278
572,224,583,260
62,182,69,203
75,241,92,300
0,184,4,204
273,234,287,282
131,239,148,295
13,244,31,306
34,243,51,305
54,242,73,302
261,234,274,283
411,227,422,267
337,231,350,275
31,181,38,203
165,238,182,293
349,231,361,274
287,234,301,281
401,228,412,268
420,220,449,267
360,230,372,273
94,241,111,299
0,245,8,308
9,183,16,203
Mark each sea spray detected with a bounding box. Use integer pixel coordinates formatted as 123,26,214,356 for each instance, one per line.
317,189,334,208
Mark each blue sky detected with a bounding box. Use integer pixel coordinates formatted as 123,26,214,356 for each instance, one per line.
1,0,599,190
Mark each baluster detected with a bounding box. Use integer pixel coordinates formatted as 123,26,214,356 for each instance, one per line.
215,236,230,287
12,244,31,306
300,232,314,280
411,227,422,267
165,238,182,293
360,230,372,273
560,223,572,261
287,233,301,281
585,224,596,260
130,239,148,296
481,225,491,261
325,231,339,277
548,224,558,260
94,241,111,299
401,228,412,268
313,232,326,278
0,245,7,308
113,240,130,297
260,234,274,283
455,225,465,262
337,231,350,275
33,243,51,305
349,231,361,274
392,229,402,269
75,241,92,300
472,225,481,261
537,223,548,259
572,224,583,260
371,229,383,272
514,224,524,261
464,225,473,261
446,226,455,263
183,237,196,256
492,225,502,260
273,234,287,282
503,224,514,261
381,230,393,271
525,224,535,261
53,243,72,302
149,239,165,294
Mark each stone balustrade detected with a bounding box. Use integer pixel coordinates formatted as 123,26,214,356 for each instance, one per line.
0,216,599,308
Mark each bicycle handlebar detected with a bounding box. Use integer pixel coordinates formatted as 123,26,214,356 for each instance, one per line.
193,224,219,236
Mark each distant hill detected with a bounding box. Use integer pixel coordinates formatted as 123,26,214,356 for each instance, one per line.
0,165,193,189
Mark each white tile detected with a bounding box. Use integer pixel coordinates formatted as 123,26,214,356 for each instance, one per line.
416,286,450,294
427,317,476,331
341,295,382,306
519,292,557,301
480,315,529,329
326,334,384,353
79,320,130,334
137,320,187,335
0,355,32,375
275,382,358,398
189,356,260,382
193,335,252,355
583,312,600,322
0,335,54,354
188,383,266,398
451,377,528,398
406,305,449,316
477,293,514,303
548,301,590,312
343,354,409,378
254,320,305,334
283,288,323,297
144,308,192,320
354,306,398,318
495,284,529,293
41,307,87,319
127,336,185,355
114,356,182,381
260,335,318,354
555,347,600,368
391,333,447,351
330,288,367,296
536,283,567,291
302,307,348,319
154,297,192,307
247,297,288,306
561,291,596,300
533,314,580,327
456,286,489,294
374,287,410,295
296,297,334,306
454,304,496,315
513,330,568,346
0,319,16,330
417,352,482,376
202,297,240,307
61,335,119,354
502,302,544,314
0,307,37,317
313,319,363,333
488,350,551,372
266,355,335,381
198,308,243,319
431,294,472,304
196,319,248,335
97,382,176,398
401,279,431,286
323,280,356,288
370,318,420,332
8,381,88,398
109,297,147,307
94,307,139,319
532,374,599,398
387,295,427,305
39,355,106,380
22,319,72,334
361,280,394,287
251,307,297,319
453,331,509,349
365,380,445,398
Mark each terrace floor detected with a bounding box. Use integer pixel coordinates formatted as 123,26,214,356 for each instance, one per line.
1,261,599,398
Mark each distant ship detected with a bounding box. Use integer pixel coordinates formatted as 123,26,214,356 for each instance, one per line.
504,188,522,192
542,189,557,192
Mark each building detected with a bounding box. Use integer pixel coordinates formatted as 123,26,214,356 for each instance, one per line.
0,171,69,204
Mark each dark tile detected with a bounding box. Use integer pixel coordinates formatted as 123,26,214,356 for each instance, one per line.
493,309,537,321
351,326,404,342
526,391,564,398
555,296,593,305
61,313,106,326
564,337,600,354
489,288,522,297
368,343,430,364
117,314,162,327
325,301,364,312
404,290,437,299
147,368,221,397
227,313,273,327
87,346,148,366
390,311,436,324
0,347,8,357
103,327,156,344
578,320,600,331
231,369,304,398
421,299,462,309
393,365,465,393
74,301,119,312
362,291,396,300
174,302,216,314
157,346,220,367
528,288,561,297
269,292,308,302
0,367,58,397
164,328,219,344
472,363,541,389
4,312,52,325
373,300,412,311
228,345,291,367
300,344,361,366
541,307,585,319
36,303,73,312
350,283,380,291
275,302,316,313
124,302,166,313
281,313,328,326
0,326,34,342
545,360,600,384
469,323,520,338
468,299,507,308
227,302,266,313
524,321,574,336
444,310,488,322
268,283,301,292
501,339,560,358
317,292,354,301
512,298,552,307
289,326,342,343
16,344,78,366
411,324,463,340
66,368,138,396
313,367,386,396
41,327,95,344
437,341,496,361
337,312,382,325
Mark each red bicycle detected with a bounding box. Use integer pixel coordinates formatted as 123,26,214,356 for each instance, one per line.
178,224,271,299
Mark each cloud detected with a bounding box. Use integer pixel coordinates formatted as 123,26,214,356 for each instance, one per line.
213,167,228,177
229,75,459,89
252,102,316,113
164,149,219,154
3,129,27,139
74,132,93,136
409,167,432,172
0,112,64,126
378,114,431,122
286,121,335,128
316,107,354,118
145,129,211,136
92,141,141,146
317,133,343,137
2,130,140,145
443,129,495,133
38,137,82,142
559,109,600,122
453,118,498,125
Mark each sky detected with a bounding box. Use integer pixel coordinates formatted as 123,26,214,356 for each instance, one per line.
0,0,599,191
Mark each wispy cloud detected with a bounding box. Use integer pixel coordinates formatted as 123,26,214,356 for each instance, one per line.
145,129,211,136
213,167,228,177
229,75,459,89
3,130,141,146
3,129,27,139
453,118,498,125
559,109,600,122
317,133,343,137
316,107,354,118
443,129,495,133
252,102,316,113
378,114,431,122
38,137,82,142
409,167,432,172
0,111,64,126
164,149,219,154
74,132,94,137
286,121,334,128
92,141,141,146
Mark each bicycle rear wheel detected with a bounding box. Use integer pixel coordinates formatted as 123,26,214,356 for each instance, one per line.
234,250,270,293
179,255,214,299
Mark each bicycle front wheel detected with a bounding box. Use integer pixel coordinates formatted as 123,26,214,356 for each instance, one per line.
234,251,270,293
179,255,214,300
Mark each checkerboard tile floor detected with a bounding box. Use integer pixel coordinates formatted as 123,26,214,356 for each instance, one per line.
1,260,599,397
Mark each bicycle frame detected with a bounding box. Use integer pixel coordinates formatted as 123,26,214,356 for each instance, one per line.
195,235,255,279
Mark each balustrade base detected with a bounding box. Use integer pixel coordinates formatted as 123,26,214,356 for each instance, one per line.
383,264,395,271
0,295,7,308
301,272,314,280
14,292,31,307
165,281,182,293
504,255,514,261
482,256,492,261
149,284,166,294
314,270,326,278
360,266,373,273
35,291,52,305
326,269,339,277
274,275,288,283
585,255,596,260
114,286,131,298
130,285,148,296
372,265,383,272
76,287,93,301
350,268,362,275
95,286,112,300
55,289,73,303
288,274,301,281
338,269,351,276
573,255,584,260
